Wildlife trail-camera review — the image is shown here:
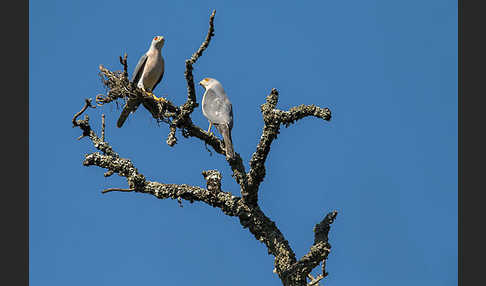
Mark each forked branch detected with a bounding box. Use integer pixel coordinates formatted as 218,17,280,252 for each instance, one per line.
245,89,332,205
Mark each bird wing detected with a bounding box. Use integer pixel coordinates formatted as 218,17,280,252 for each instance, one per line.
131,53,148,84
202,88,233,127
151,57,165,91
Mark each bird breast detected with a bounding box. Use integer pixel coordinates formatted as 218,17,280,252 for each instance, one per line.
202,88,233,126
142,50,164,90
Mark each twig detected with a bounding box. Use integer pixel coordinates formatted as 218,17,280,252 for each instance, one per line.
119,53,128,78
202,170,222,193
180,9,216,116
102,188,135,194
166,125,177,146
72,98,95,127
278,105,331,127
204,142,213,156
307,273,324,286
104,170,115,177
101,114,106,141
188,10,216,65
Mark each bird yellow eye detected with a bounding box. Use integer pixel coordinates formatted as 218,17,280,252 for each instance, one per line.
204,78,209,82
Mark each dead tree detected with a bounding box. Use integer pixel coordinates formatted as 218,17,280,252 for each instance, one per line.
72,10,337,286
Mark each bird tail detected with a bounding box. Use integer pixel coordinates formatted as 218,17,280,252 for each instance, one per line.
117,98,142,128
217,123,235,159
117,105,131,128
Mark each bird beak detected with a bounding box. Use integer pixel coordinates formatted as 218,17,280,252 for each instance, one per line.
199,80,204,87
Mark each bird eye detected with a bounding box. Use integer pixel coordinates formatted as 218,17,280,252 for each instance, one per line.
154,36,158,40
204,78,209,82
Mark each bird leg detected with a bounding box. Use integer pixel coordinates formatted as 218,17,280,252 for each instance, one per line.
151,94,167,103
207,122,213,135
140,86,154,98
143,87,154,98
143,88,166,103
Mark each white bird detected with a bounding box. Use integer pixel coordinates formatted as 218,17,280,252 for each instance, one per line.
199,78,235,159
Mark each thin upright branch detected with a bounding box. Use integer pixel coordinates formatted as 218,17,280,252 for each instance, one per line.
101,114,106,141
119,53,128,77
183,9,216,109
173,8,216,134
187,10,216,65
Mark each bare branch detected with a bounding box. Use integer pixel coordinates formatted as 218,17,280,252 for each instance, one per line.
307,273,324,286
246,89,332,206
74,108,299,284
119,53,128,78
166,124,177,146
102,188,134,194
278,105,331,127
72,98,97,142
245,89,281,205
72,100,118,157
174,9,217,136
288,211,338,279
101,114,106,141
104,170,115,177
72,98,95,127
180,119,225,154
97,64,134,105
187,10,216,66
202,170,222,193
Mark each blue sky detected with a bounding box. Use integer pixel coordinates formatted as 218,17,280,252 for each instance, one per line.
30,0,457,285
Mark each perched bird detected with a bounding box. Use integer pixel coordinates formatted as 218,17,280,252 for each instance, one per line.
131,36,165,101
199,78,235,159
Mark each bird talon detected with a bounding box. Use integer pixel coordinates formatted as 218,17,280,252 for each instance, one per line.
145,92,162,102
155,96,167,103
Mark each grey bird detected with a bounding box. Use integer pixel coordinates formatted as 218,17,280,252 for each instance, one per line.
199,78,235,159
116,36,165,128
131,36,165,101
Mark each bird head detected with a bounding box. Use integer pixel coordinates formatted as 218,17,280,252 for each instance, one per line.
152,36,165,49
199,77,217,89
